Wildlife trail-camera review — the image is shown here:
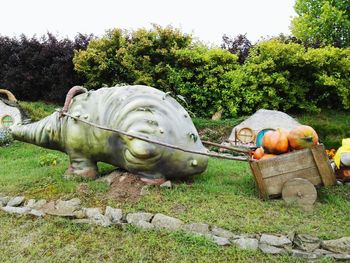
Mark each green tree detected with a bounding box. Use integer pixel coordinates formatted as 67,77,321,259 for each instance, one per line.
291,0,350,47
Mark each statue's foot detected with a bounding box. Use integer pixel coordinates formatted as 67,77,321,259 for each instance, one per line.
64,166,98,180
140,177,166,185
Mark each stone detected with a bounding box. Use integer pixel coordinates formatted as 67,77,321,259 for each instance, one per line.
32,199,47,210
40,199,81,217
206,235,231,246
29,209,45,217
83,208,111,227
291,249,319,259
151,213,184,231
313,249,333,255
25,199,47,210
211,226,238,239
259,243,285,254
0,196,10,206
97,172,119,186
183,223,210,235
105,206,122,223
260,234,292,248
134,220,155,230
7,196,25,207
25,199,36,208
327,253,350,261
322,237,350,254
73,210,86,219
1,206,31,215
126,212,154,224
84,208,102,218
293,234,320,252
232,238,259,251
160,181,172,188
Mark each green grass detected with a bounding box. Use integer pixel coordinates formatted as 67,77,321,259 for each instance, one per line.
0,141,349,261
1,103,349,261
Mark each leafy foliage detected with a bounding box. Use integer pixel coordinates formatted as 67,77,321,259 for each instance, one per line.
221,34,252,64
291,0,350,47
0,33,92,102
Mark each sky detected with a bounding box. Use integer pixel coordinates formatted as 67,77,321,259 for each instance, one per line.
0,0,297,45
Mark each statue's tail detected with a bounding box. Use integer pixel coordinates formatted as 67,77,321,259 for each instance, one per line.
10,112,63,151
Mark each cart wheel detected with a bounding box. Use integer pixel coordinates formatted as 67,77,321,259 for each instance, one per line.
282,178,317,206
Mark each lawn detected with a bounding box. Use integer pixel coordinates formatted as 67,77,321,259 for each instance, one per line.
0,102,349,262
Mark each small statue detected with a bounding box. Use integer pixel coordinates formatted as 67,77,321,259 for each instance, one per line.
10,85,208,184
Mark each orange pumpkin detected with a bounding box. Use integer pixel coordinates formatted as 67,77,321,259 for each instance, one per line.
260,153,277,160
288,125,318,150
253,147,264,160
262,128,289,154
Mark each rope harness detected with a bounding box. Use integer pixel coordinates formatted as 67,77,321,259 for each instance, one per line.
61,111,251,162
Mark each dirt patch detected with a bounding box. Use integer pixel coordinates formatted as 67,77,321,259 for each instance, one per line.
104,171,146,202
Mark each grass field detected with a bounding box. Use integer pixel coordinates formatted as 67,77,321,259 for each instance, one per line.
0,102,349,262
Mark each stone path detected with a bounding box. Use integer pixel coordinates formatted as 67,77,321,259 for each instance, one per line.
1,195,350,260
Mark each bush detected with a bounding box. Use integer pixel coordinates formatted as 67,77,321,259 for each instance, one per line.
0,33,92,103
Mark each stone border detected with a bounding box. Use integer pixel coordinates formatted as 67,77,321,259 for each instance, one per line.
1,195,349,260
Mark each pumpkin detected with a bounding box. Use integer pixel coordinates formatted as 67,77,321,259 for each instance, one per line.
262,128,289,154
253,147,264,160
288,125,318,150
260,153,277,160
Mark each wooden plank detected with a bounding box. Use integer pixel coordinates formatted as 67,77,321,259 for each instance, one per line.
249,161,268,200
311,144,336,186
264,167,322,196
257,149,314,179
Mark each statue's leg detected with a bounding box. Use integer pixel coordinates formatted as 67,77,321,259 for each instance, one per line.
138,172,166,185
65,156,98,179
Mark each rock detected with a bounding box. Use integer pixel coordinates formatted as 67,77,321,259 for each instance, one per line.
151,213,184,231
7,196,25,207
126,212,154,224
105,206,122,223
183,223,210,235
25,199,36,208
322,237,350,254
25,199,47,210
260,234,292,248
211,226,238,239
160,181,172,188
83,208,111,227
0,196,10,206
293,234,320,252
84,208,102,218
313,249,333,255
46,198,81,217
97,172,119,185
29,209,45,217
140,186,150,196
211,110,223,121
73,210,86,219
232,238,259,251
134,220,155,230
291,249,319,259
259,243,285,254
206,235,231,246
327,253,350,261
1,206,31,215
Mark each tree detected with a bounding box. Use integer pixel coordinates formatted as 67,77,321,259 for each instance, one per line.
291,0,350,47
221,34,252,64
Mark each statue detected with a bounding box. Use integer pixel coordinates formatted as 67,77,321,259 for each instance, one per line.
10,85,208,184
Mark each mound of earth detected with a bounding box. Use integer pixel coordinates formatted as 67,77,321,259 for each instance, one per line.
228,109,301,145
103,171,147,202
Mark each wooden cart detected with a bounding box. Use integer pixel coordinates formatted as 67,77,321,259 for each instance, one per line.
249,144,336,201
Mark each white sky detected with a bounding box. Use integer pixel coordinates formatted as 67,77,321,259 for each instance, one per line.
0,0,297,45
